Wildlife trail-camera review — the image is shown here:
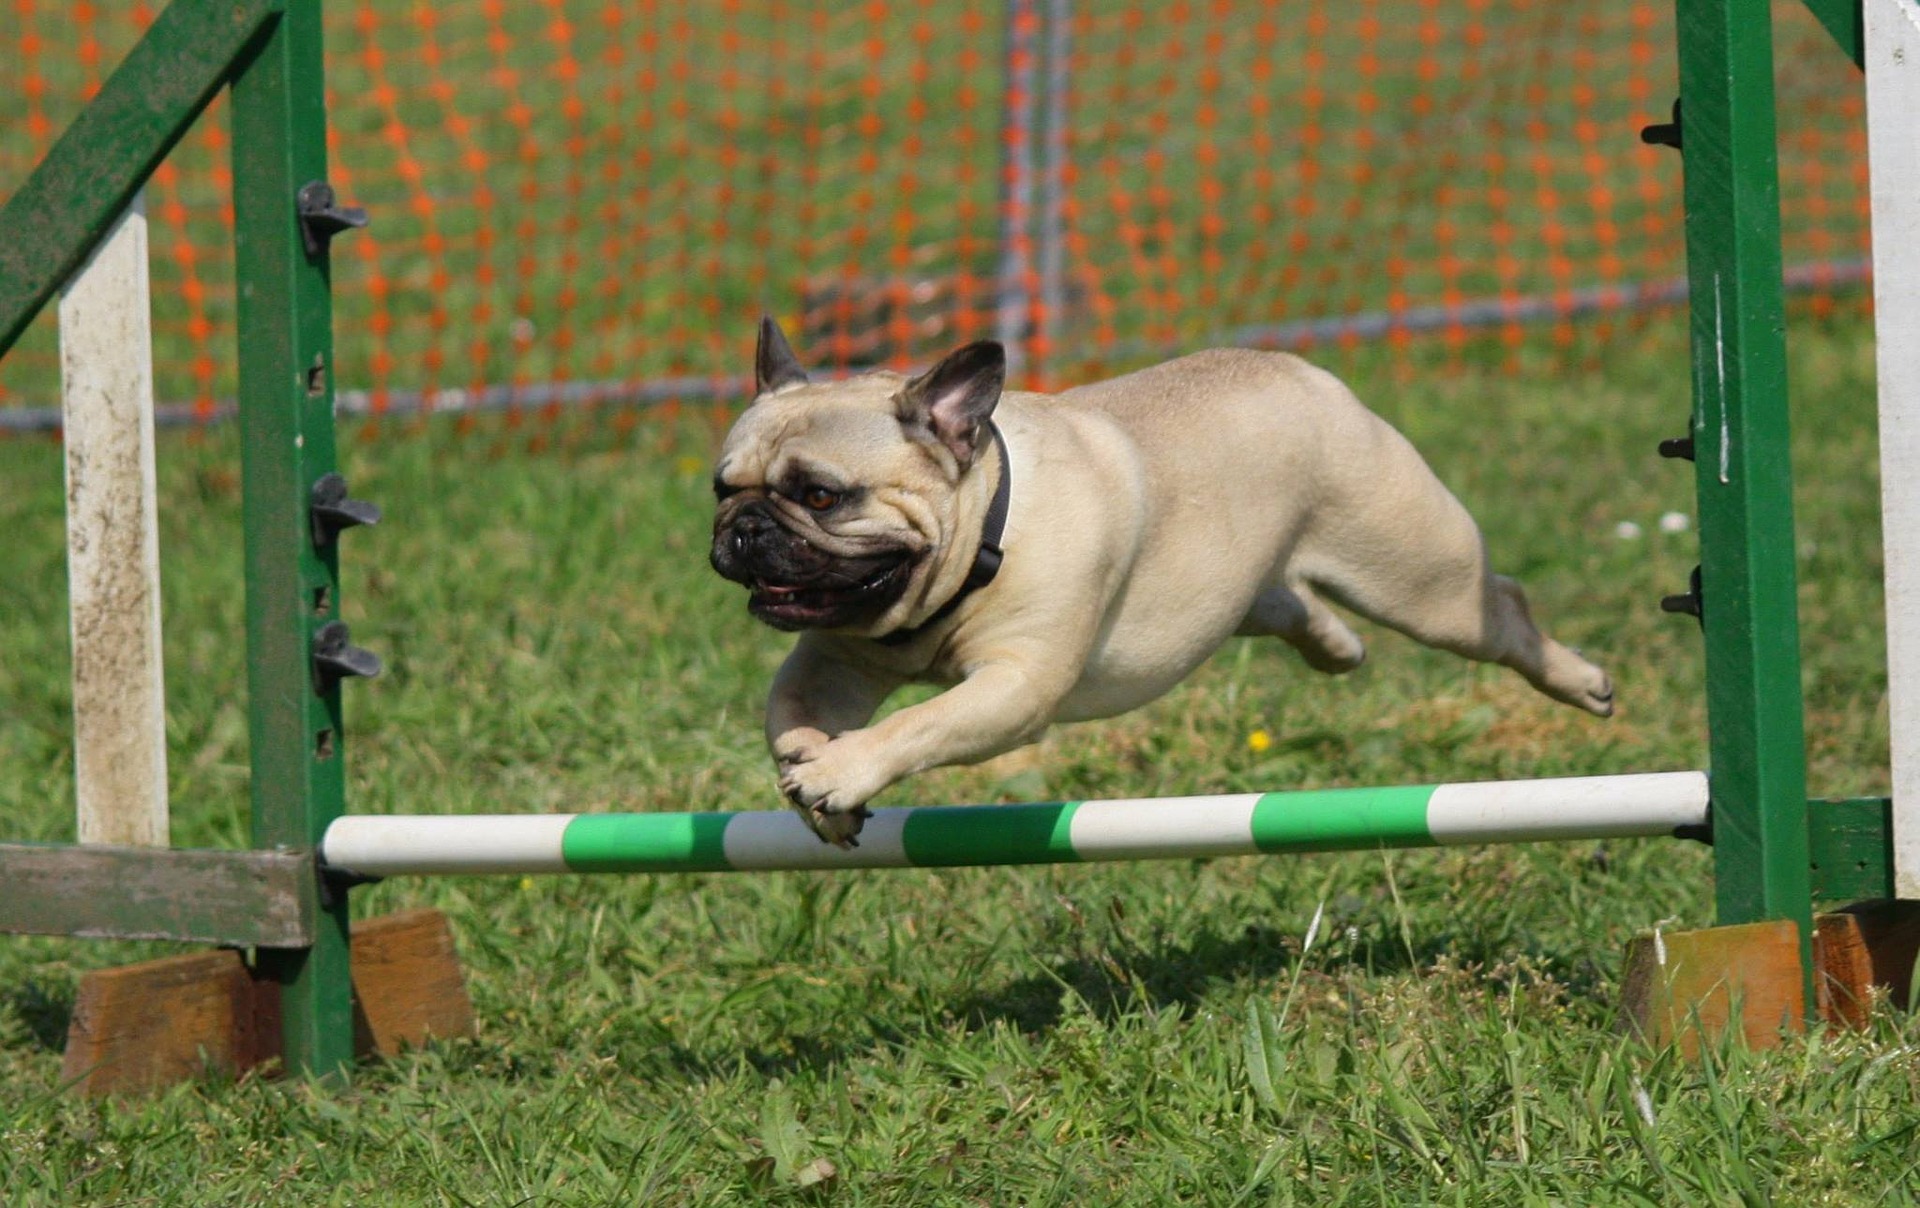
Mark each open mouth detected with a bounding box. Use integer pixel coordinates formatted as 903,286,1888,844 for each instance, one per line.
748,557,912,629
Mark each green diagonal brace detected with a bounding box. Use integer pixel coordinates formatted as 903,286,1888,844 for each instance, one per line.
0,0,284,360
1798,0,1864,68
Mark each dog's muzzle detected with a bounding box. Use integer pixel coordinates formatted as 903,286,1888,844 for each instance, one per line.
710,503,917,632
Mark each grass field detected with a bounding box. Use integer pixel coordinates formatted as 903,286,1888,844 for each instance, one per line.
1,312,1916,1203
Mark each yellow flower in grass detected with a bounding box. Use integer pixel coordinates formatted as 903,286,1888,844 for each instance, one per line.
1247,729,1273,754
519,876,536,892
676,455,706,478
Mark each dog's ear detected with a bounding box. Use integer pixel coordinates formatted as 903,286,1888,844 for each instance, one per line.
755,316,809,395
897,341,1005,468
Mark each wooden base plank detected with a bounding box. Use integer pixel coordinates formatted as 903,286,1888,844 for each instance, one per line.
0,842,315,947
59,908,475,1098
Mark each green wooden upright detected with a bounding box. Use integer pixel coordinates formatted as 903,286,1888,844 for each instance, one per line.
1672,0,1815,977
230,0,357,1079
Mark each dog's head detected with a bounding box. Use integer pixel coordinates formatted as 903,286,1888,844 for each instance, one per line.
710,318,1005,635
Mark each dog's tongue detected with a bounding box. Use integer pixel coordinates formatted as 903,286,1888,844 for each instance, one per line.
757,581,801,598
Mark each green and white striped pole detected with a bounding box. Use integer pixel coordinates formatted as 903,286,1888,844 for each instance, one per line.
320,771,1708,877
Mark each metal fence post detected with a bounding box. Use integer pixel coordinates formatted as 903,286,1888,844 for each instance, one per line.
995,0,1039,380
1035,0,1071,382
1672,0,1813,974
230,0,359,1079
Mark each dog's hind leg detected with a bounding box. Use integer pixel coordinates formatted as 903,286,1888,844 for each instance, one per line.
1238,582,1367,674
1311,526,1613,716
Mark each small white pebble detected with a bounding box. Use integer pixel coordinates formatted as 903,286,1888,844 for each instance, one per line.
1614,520,1643,540
1658,511,1690,534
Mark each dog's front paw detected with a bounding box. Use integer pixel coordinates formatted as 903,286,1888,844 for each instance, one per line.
795,799,872,847
778,736,887,848
773,726,832,769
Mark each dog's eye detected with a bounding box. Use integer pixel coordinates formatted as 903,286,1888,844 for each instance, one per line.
802,485,841,512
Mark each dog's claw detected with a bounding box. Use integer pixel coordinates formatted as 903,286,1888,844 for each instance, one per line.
775,733,876,846
803,802,870,848
816,813,860,849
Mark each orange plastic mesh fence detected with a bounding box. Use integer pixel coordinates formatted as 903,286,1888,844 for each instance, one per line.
0,0,1870,425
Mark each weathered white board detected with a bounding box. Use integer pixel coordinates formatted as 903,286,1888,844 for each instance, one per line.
1867,0,1920,897
59,194,169,848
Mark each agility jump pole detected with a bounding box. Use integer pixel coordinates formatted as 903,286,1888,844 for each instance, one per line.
320,771,1708,877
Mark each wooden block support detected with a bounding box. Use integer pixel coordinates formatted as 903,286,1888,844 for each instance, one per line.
60,949,266,1096
60,908,475,1098
1815,901,1920,1027
1624,905,1920,1056
348,909,477,1058
1622,920,1805,1058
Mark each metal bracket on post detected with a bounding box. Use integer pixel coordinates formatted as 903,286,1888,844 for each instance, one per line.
1651,88,1698,633
1662,565,1705,626
295,180,367,259
311,621,382,691
314,851,382,911
309,473,381,546
1641,98,1684,151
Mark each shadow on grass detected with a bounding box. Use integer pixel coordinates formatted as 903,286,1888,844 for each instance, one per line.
952,920,1612,1036
954,923,1303,1035
648,921,1614,1082
613,1027,902,1087
2,977,75,1053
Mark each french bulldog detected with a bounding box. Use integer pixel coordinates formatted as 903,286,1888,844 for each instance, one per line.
711,318,1612,845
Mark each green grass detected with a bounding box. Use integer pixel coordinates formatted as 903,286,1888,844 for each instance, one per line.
1,314,1915,1203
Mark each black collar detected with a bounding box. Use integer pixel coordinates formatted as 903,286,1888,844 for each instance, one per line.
877,423,1011,647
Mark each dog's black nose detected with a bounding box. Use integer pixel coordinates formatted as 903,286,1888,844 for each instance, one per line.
732,507,781,554
713,505,782,584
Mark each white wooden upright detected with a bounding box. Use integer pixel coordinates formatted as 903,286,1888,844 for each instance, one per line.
58,193,169,847
1867,0,1920,898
